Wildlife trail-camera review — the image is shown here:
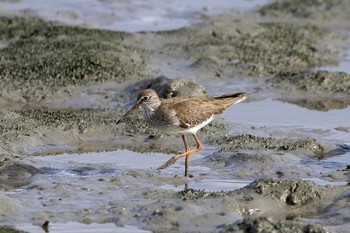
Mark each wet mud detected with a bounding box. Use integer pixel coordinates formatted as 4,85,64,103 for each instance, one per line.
1,0,350,232
0,155,39,190
219,216,326,233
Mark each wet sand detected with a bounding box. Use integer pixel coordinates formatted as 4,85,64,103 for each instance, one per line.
0,0,350,232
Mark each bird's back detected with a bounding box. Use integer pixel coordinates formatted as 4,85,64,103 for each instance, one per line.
157,92,246,130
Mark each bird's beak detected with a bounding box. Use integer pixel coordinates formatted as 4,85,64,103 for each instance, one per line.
116,103,141,124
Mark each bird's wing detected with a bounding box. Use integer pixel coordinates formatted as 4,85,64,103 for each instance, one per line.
163,98,226,128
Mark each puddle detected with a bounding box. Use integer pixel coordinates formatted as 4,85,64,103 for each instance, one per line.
188,178,252,191
36,150,173,170
221,99,350,143
223,99,350,129
301,150,350,169
161,178,252,192
36,150,253,192
2,150,349,231
32,150,256,196
15,222,150,233
301,149,350,169
323,150,350,166
0,0,269,32
302,178,348,186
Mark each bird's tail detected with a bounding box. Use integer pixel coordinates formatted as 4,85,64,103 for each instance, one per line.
213,92,247,105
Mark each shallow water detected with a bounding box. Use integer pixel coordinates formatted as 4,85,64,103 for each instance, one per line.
224,99,350,129
0,0,268,32
222,99,350,143
15,222,150,233
34,150,248,191
4,144,348,231
2,150,250,231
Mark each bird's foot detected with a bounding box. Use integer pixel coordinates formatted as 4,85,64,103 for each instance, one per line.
157,156,178,170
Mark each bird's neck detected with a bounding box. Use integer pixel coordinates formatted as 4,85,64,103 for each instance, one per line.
143,102,161,117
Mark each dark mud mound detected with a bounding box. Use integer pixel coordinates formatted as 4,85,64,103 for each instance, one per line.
258,0,350,23
180,179,346,206
270,70,350,110
0,226,28,233
271,70,350,96
211,134,324,156
245,179,323,206
0,16,147,100
157,22,338,77
279,98,350,111
0,155,39,190
219,216,326,233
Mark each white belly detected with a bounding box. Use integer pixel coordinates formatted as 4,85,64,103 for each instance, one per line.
164,115,215,135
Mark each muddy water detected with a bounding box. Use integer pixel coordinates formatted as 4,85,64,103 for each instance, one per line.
1,0,350,232
223,100,350,138
0,0,268,32
16,222,150,233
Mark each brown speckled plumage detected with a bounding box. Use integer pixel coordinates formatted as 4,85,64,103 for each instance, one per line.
118,88,247,176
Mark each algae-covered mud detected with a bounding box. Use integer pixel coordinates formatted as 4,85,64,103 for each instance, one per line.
0,0,350,232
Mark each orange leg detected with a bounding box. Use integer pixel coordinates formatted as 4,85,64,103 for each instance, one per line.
183,135,190,177
157,134,203,177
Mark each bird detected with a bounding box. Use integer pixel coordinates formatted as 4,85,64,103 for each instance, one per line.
117,89,247,176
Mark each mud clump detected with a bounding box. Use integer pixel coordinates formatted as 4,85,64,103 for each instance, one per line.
181,179,343,206
245,179,323,206
0,226,28,233
180,188,236,201
16,108,120,130
127,75,207,100
271,70,350,96
210,151,275,169
0,108,181,155
158,22,338,77
0,16,148,101
150,76,207,98
258,0,350,23
0,108,123,142
0,108,132,155
0,155,39,190
212,134,324,156
268,70,350,110
218,216,326,233
279,98,350,111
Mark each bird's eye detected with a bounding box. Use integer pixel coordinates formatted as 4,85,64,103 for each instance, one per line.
142,96,150,101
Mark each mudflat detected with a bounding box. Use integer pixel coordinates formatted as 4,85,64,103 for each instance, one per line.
0,0,350,232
